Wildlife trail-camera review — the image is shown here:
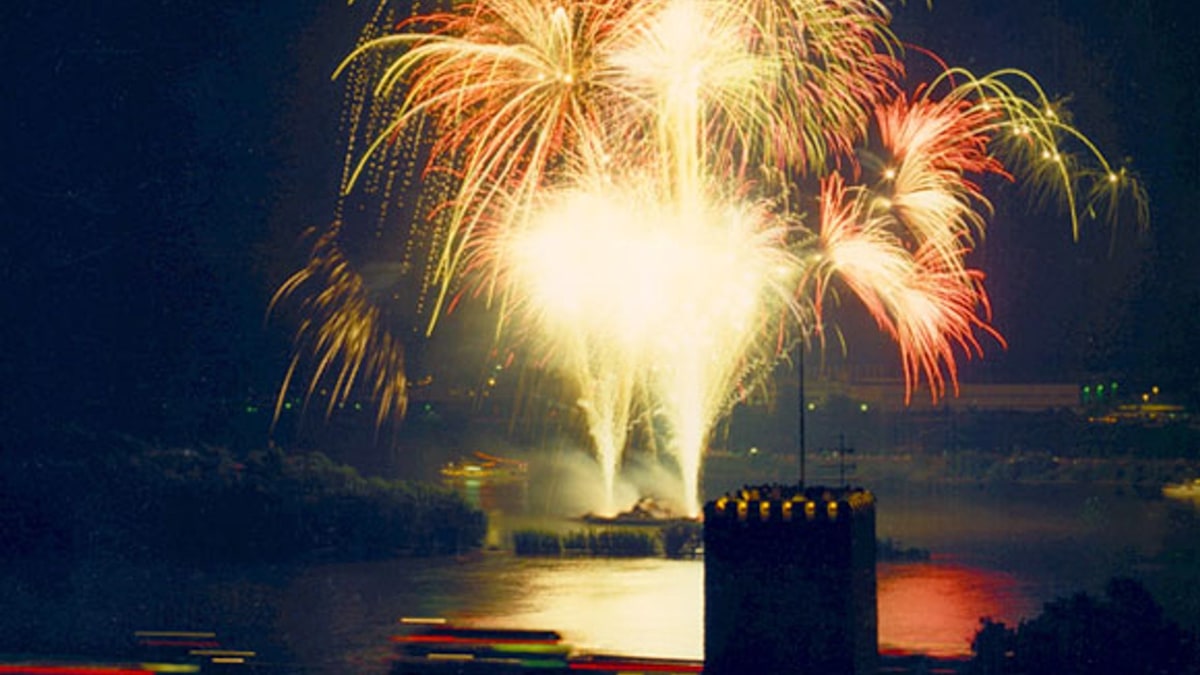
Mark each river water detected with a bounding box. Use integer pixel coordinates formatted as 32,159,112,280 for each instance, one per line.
4,478,1198,672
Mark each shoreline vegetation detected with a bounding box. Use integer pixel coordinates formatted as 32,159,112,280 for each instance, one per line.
512,521,707,559
510,526,930,561
706,450,1200,495
4,429,1196,566
1,438,485,563
3,437,1196,668
971,577,1198,673
879,451,1200,488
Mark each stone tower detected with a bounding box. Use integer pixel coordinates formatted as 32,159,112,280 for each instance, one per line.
703,484,877,675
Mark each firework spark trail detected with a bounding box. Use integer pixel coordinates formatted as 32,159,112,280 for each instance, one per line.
812,173,1002,404
607,0,775,208
916,67,1149,240
874,92,1008,264
639,193,806,515
277,0,1148,515
493,183,655,515
488,171,806,514
336,0,663,332
735,0,900,174
270,226,409,428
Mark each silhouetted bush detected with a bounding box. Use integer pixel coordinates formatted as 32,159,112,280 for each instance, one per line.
971,577,1198,674
661,521,702,558
876,538,930,561
0,440,486,562
515,528,662,557
513,530,563,556
588,529,661,557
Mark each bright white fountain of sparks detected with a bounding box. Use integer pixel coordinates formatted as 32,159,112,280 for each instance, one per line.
302,0,1145,517
502,177,804,517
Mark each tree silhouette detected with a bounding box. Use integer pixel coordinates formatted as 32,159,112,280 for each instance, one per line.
972,577,1197,674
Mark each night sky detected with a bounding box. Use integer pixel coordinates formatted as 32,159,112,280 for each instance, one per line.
2,0,1197,452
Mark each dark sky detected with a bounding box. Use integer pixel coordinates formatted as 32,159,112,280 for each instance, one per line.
2,0,1196,450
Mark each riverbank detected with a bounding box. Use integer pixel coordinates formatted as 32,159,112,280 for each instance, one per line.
0,440,486,564
703,449,1200,495
3,475,1199,671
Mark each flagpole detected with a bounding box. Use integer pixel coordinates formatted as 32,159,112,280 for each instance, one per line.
798,343,806,488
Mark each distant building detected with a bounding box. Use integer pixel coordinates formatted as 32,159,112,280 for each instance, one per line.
778,364,1085,414
704,485,877,675
1089,402,1190,426
836,380,1082,413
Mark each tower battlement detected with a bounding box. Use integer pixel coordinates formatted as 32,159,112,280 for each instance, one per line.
704,485,877,675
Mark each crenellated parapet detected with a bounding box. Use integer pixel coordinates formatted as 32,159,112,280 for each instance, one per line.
704,484,878,675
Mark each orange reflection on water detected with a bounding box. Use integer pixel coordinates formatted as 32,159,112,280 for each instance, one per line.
455,559,704,661
877,559,1030,657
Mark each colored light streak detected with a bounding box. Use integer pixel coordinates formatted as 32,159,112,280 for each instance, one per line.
569,659,703,673
0,662,154,667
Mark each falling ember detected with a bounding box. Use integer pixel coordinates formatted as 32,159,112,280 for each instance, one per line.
276,0,1147,514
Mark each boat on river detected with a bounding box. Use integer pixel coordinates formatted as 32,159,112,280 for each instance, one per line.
580,496,698,526
440,451,528,483
1163,478,1200,501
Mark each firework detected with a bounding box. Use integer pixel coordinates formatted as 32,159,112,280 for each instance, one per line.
482,166,806,513
270,225,409,428
278,0,1146,515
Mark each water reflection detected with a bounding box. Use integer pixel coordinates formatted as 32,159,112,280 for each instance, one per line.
5,483,1199,672
278,555,704,669
481,559,703,659
280,554,1039,669
877,560,1034,657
